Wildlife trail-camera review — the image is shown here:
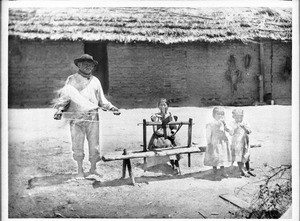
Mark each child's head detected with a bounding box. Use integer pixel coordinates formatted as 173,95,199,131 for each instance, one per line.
232,108,244,123
157,98,169,113
212,107,225,121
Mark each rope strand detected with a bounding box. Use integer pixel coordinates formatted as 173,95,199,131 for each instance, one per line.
61,109,118,115
62,111,100,114
62,118,100,123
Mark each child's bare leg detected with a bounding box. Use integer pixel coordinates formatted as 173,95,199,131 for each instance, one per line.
174,159,181,175
245,161,256,176
245,161,254,171
170,160,175,170
238,162,249,177
245,161,249,170
230,161,234,173
211,166,218,180
220,166,229,178
213,166,218,174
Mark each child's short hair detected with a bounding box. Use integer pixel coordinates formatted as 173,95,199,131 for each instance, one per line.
212,106,225,118
157,98,169,107
232,108,244,117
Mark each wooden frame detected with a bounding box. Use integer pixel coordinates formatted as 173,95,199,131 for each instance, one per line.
102,118,206,185
142,118,193,166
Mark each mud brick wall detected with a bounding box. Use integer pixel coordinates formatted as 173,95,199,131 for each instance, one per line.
185,42,260,106
268,42,292,104
8,38,83,107
107,43,188,107
8,39,291,108
107,41,291,107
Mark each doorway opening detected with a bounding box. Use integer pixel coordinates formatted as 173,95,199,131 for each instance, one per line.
84,42,109,94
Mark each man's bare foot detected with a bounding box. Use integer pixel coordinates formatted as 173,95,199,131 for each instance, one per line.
86,170,102,181
89,169,101,175
75,172,85,180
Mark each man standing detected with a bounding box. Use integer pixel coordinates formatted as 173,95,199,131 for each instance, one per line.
53,54,120,178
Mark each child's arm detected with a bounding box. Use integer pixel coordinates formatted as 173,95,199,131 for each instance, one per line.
168,112,178,133
206,123,213,147
151,114,163,136
221,120,234,136
240,121,251,134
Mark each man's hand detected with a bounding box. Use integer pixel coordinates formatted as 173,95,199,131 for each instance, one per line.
110,107,121,115
54,110,63,120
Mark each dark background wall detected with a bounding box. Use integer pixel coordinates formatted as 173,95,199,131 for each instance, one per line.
8,38,291,108
107,41,291,107
8,38,82,107
265,42,292,104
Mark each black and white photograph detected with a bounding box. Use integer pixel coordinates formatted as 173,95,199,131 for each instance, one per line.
1,0,299,220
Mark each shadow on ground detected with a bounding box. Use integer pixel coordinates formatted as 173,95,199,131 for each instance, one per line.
92,165,245,188
27,165,246,189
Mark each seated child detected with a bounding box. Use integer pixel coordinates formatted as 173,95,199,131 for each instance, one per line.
147,98,181,174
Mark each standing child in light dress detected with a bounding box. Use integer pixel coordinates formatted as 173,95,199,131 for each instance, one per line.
229,108,254,177
204,107,231,179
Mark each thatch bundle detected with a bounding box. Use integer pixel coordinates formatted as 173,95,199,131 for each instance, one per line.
9,7,292,44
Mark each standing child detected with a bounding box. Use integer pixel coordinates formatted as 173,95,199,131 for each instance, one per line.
229,108,254,177
204,107,231,179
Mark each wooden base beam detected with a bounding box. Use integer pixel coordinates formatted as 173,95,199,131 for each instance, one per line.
102,145,206,162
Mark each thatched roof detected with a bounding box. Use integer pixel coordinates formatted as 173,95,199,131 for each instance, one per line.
9,7,292,44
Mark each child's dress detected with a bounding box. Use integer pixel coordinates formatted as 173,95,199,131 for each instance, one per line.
230,121,251,163
204,119,231,166
146,112,180,168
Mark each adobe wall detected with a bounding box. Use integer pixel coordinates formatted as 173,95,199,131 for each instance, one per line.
107,41,291,107
8,38,291,108
8,38,82,107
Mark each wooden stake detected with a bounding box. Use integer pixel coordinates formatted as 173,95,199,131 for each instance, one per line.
122,159,126,179
219,194,251,212
126,159,135,185
259,40,265,103
121,149,135,185
121,149,127,179
143,119,147,165
187,118,193,167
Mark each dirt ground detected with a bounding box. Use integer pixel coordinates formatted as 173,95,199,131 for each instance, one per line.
6,105,292,218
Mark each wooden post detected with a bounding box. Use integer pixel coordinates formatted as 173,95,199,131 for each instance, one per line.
122,159,126,179
126,159,135,185
143,119,147,165
187,118,193,167
122,149,135,185
259,41,265,103
121,149,127,179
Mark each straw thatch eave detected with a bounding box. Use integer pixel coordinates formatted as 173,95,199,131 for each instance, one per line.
9,7,292,44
